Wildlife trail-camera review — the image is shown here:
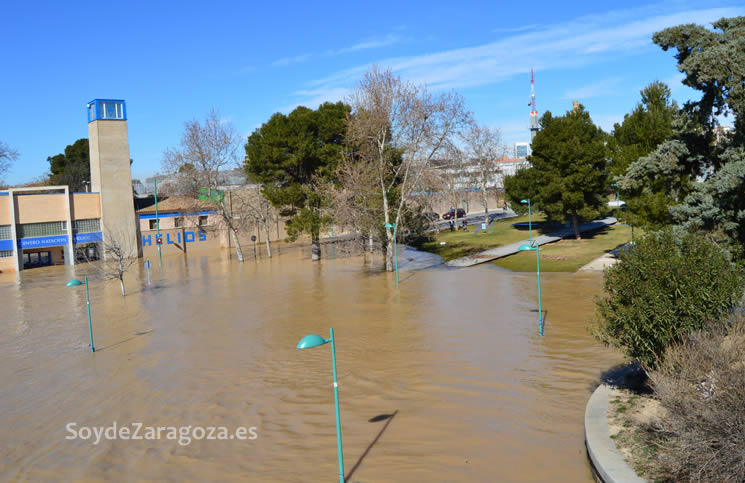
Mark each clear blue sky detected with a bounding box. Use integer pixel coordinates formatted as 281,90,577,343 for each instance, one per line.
1,0,742,185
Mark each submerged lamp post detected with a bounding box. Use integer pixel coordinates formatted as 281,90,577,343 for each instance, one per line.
154,179,162,265
66,276,95,352
519,240,543,336
297,329,345,482
520,199,532,242
384,223,399,288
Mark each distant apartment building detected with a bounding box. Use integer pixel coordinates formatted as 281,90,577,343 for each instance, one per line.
495,157,530,188
514,142,530,159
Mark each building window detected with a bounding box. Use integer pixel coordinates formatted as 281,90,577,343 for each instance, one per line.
174,217,183,228
73,218,101,233
0,250,12,258
0,225,10,240
17,221,67,238
198,215,208,226
148,219,158,230
101,101,124,120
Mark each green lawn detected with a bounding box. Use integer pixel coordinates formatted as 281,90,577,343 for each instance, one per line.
417,213,558,260
415,214,640,272
493,225,639,272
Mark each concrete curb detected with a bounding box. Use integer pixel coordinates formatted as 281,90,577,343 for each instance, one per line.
585,384,644,482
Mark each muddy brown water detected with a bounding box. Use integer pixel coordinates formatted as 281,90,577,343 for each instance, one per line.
0,246,622,482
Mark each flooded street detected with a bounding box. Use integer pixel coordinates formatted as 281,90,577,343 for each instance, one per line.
0,246,622,482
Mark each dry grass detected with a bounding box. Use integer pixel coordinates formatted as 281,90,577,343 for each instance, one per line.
646,316,745,482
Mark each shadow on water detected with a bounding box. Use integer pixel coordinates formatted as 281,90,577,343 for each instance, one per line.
345,410,399,482
95,329,154,352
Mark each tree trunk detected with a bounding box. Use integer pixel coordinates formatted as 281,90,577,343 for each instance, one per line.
385,237,394,272
231,228,245,261
368,233,374,252
572,211,581,240
311,234,321,261
263,222,272,258
119,277,125,297
182,225,187,255
482,185,489,225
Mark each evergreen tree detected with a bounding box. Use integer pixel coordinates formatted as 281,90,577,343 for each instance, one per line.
47,138,90,192
619,16,745,245
609,81,677,180
245,102,349,260
509,106,608,239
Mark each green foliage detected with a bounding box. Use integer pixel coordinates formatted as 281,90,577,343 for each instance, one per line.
510,106,608,237
593,229,744,368
619,139,695,229
244,102,349,241
619,17,745,239
503,165,538,216
609,81,677,179
671,148,745,246
47,138,90,192
653,17,745,144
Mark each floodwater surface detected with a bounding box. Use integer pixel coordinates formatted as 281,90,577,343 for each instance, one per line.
0,246,622,482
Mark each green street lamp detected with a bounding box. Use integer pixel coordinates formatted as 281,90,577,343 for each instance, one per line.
66,276,95,352
519,241,543,336
520,199,532,242
384,223,399,288
297,329,345,483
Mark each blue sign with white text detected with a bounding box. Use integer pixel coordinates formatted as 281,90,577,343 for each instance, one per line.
19,235,70,249
0,231,105,251
142,230,207,246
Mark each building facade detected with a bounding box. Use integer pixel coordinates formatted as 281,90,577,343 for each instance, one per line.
0,187,102,272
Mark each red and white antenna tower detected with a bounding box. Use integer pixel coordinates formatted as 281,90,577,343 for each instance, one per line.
529,68,539,141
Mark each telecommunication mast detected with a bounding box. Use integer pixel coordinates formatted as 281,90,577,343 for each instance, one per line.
529,68,539,141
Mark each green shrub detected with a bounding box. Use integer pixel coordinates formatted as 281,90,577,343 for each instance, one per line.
592,229,744,368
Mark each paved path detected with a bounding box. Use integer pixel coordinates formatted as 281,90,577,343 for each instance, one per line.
445,217,618,268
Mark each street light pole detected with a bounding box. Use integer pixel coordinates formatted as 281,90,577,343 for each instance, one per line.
329,328,344,482
519,240,543,336
521,199,532,242
297,329,345,483
66,276,95,351
154,179,162,265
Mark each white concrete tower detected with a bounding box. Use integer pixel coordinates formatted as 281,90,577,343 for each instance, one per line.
87,99,141,259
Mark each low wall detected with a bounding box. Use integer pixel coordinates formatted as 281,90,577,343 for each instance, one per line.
585,384,644,482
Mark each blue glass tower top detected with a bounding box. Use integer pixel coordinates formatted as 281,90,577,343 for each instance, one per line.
87,99,127,123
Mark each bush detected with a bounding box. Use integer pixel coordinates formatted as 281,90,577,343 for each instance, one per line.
592,228,744,368
648,316,745,481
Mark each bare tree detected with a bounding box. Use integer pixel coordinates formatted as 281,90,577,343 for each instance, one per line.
413,167,448,234
97,227,138,296
235,188,277,257
0,141,19,186
442,143,474,229
346,67,471,271
331,155,384,250
460,123,505,224
162,109,245,262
